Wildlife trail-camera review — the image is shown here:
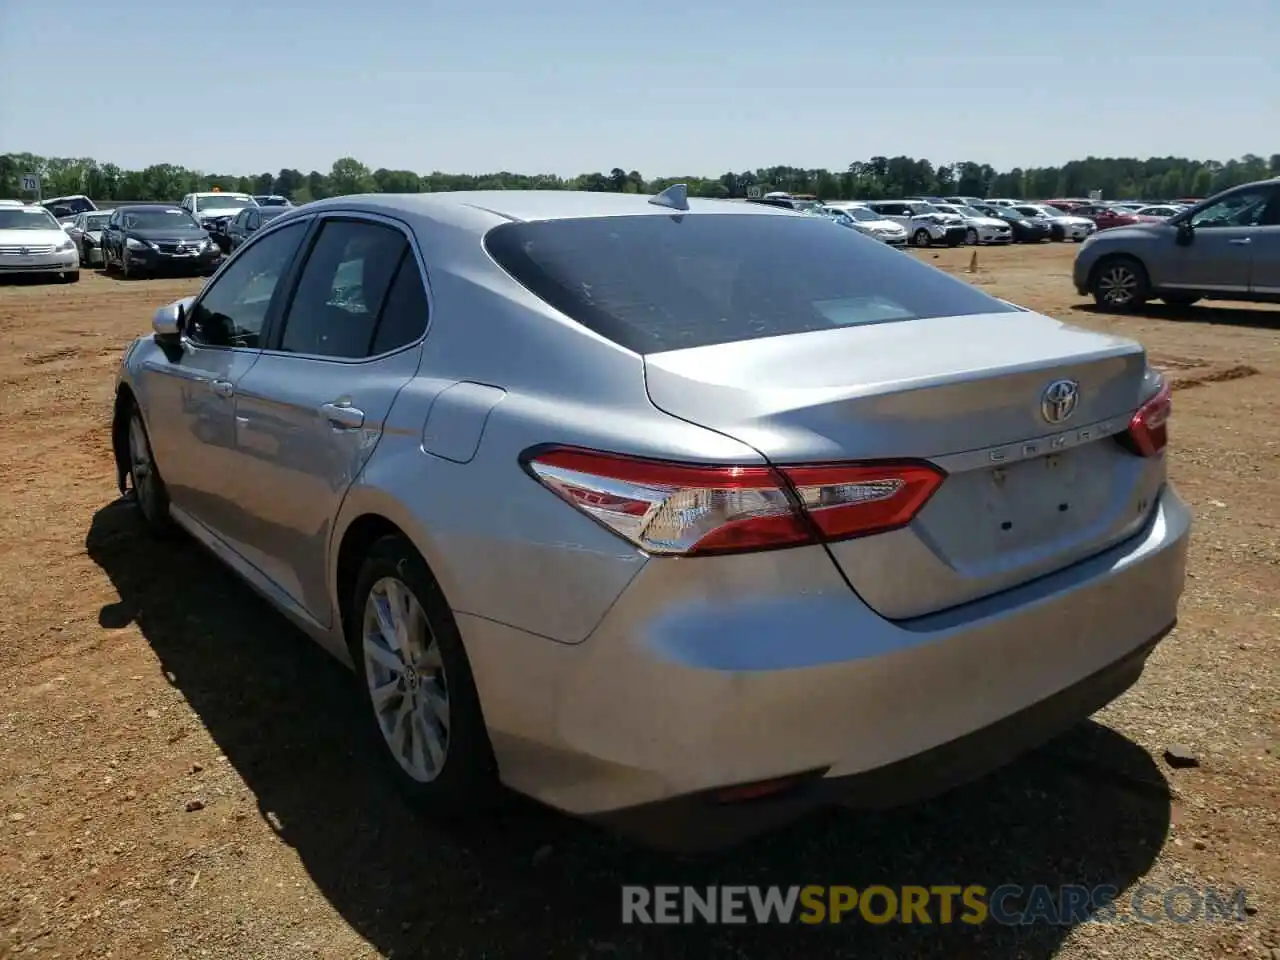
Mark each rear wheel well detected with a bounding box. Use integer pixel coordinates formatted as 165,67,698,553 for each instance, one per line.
335,515,416,640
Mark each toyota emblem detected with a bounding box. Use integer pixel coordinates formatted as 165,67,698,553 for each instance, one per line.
1041,379,1080,424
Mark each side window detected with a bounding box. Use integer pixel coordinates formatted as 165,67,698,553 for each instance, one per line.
1190,189,1272,229
277,219,409,359
370,252,430,355
186,221,308,349
1260,188,1280,227
248,211,259,230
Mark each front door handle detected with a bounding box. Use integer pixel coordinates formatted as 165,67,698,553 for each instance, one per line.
211,379,235,398
1228,237,1252,245
320,401,365,429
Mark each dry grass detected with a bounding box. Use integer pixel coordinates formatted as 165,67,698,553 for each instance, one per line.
0,245,1276,959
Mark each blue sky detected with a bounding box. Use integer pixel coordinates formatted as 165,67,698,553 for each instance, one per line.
2,0,1276,177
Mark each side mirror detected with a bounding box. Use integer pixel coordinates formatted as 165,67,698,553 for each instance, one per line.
152,301,188,343
1175,221,1195,246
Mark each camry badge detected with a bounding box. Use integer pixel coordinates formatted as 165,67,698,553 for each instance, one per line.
1041,379,1080,425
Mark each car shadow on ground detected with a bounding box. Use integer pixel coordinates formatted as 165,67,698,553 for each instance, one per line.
87,498,1172,959
1070,301,1280,331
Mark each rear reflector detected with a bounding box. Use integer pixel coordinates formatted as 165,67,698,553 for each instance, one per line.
1121,380,1171,457
523,446,945,557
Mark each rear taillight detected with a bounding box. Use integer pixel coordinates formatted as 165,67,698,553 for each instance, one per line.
523,446,945,557
1121,380,1172,457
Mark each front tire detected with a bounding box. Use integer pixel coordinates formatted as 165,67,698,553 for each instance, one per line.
63,271,80,283
965,228,979,246
350,536,498,815
126,404,175,536
1091,256,1150,312
912,228,932,247
1161,294,1202,307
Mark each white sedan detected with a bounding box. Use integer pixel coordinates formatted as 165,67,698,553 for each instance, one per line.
934,203,1015,245
1013,204,1096,242
0,205,80,282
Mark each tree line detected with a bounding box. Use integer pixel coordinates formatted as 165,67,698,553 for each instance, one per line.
3,151,1279,205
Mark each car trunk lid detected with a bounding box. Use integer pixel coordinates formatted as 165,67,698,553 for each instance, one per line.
643,311,1161,619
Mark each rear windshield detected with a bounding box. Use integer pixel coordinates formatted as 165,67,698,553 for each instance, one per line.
484,214,1016,354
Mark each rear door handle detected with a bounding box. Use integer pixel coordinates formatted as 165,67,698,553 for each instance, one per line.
320,401,365,429
1228,237,1252,245
211,379,235,398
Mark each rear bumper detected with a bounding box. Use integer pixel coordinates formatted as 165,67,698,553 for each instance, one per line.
460,484,1190,849
591,621,1171,851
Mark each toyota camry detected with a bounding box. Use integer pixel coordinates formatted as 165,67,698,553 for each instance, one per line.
110,188,1189,851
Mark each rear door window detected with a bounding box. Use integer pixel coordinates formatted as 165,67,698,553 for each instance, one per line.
276,218,413,359
484,213,1017,355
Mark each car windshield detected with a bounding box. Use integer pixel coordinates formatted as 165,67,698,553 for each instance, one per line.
911,202,941,214
255,196,290,206
84,213,112,230
0,209,60,230
484,214,1017,354
1016,206,1049,217
44,197,95,216
195,195,252,212
843,207,878,222
955,206,990,218
123,209,199,230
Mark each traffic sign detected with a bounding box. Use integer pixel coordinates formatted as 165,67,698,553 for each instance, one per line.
746,185,762,199
21,174,40,192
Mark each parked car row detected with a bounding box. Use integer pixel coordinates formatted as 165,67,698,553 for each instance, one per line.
0,191,301,282
751,192,1205,248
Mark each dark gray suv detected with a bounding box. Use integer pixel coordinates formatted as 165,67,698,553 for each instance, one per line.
1073,178,1280,311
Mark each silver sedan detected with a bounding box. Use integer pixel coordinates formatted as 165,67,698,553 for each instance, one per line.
110,189,1189,851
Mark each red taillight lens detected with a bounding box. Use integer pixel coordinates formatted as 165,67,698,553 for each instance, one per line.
523,447,946,557
1123,381,1172,457
784,462,947,540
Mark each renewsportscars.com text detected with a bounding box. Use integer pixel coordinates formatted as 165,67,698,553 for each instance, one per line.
621,884,1252,926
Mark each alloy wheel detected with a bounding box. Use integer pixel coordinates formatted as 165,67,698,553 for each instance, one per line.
1097,265,1139,306
361,576,451,783
128,412,158,522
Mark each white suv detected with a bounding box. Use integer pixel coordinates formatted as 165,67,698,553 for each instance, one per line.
864,200,967,247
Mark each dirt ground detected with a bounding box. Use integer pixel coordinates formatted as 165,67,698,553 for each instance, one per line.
0,244,1276,960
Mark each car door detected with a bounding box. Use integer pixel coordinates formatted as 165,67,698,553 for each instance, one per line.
227,210,244,248
228,213,429,624
872,202,906,227
135,219,311,542
1248,186,1280,296
102,210,121,262
1163,186,1272,293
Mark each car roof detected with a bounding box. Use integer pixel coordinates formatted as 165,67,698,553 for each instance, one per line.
114,204,186,213
193,192,252,198
295,190,796,235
